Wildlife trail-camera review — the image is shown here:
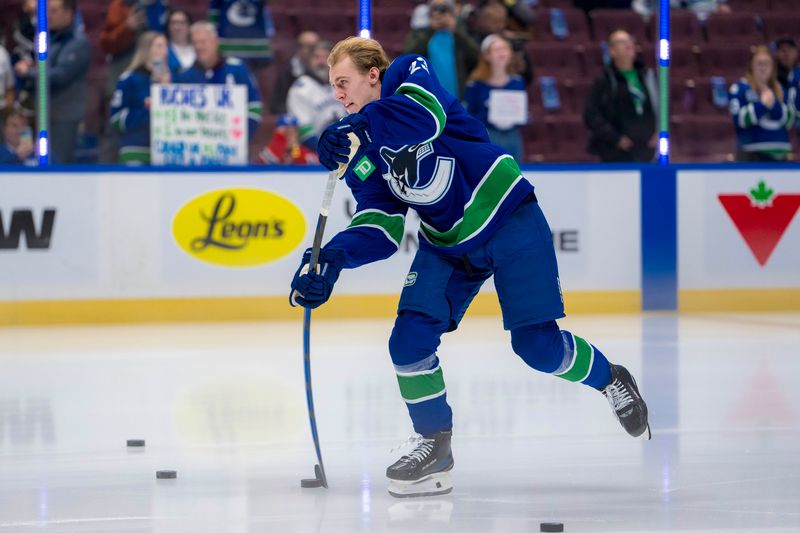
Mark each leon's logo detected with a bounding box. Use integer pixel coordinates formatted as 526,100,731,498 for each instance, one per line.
718,180,800,266
173,188,306,267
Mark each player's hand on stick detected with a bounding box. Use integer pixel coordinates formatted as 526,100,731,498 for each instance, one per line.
289,248,346,309
317,114,372,171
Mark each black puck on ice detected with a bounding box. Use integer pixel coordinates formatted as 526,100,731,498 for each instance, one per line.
540,523,564,532
126,439,145,447
156,470,177,479
300,478,324,488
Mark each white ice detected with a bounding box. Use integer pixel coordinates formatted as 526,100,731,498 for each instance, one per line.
0,312,798,532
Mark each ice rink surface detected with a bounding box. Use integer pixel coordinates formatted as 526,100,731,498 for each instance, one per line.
0,312,798,532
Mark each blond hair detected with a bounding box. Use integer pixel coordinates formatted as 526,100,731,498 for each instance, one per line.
124,32,166,75
328,36,391,77
745,45,784,102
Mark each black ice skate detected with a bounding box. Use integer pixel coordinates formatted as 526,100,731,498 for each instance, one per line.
603,364,651,440
386,430,454,498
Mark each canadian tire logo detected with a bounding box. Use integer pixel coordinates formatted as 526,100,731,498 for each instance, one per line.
718,181,800,266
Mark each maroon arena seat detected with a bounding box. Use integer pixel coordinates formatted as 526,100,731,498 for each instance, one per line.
670,115,735,162
589,8,650,44
699,44,751,77
372,8,413,44
532,7,591,43
704,12,762,44
761,12,800,41
525,42,582,79
725,0,770,12
639,43,700,79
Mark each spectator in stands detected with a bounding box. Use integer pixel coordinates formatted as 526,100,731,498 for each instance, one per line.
464,34,527,161
257,113,318,164
403,0,480,99
633,0,730,22
11,0,37,117
269,31,320,115
14,0,90,164
110,32,170,165
468,2,533,86
209,0,274,66
0,110,35,165
584,29,657,162
729,45,796,162
166,9,195,75
774,36,800,96
100,0,168,163
176,22,263,139
0,45,13,114
286,40,346,150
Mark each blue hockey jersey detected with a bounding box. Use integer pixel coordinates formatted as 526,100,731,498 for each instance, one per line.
209,0,273,61
325,54,533,268
109,68,153,164
729,78,797,156
175,57,263,137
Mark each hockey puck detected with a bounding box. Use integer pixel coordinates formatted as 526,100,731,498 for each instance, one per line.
156,470,177,479
300,478,324,488
126,439,145,447
540,523,564,532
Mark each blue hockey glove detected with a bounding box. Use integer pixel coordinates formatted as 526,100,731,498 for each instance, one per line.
289,248,347,309
317,114,373,171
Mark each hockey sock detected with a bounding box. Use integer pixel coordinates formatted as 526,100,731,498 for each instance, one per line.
554,331,611,390
510,322,611,390
394,354,453,436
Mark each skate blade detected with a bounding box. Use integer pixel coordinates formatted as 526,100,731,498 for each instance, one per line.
388,472,453,498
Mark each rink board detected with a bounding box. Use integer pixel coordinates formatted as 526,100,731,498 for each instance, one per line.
677,169,800,311
0,169,639,324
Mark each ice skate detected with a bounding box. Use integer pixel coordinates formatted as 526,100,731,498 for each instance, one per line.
603,364,651,440
387,430,454,498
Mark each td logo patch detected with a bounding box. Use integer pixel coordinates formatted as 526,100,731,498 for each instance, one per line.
404,272,418,287
354,156,376,181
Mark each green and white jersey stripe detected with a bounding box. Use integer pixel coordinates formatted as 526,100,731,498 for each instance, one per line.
396,365,446,404
348,209,405,248
419,155,523,248
119,146,150,165
248,102,263,123
395,82,446,143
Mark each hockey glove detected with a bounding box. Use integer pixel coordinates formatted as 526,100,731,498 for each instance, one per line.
289,248,347,309
317,113,373,171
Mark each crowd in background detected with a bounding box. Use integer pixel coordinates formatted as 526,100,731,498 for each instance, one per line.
0,0,799,166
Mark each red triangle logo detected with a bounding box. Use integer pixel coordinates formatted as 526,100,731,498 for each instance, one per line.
718,194,800,266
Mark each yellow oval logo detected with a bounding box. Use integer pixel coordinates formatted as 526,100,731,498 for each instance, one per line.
173,188,306,267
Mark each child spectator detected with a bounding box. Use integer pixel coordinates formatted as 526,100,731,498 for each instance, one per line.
257,114,318,164
0,110,36,165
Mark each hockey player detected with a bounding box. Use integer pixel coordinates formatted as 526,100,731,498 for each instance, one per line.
175,22,263,139
289,37,651,498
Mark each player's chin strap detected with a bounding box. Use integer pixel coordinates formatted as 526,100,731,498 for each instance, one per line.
300,132,360,490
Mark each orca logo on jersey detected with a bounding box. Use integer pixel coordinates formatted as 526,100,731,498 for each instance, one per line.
227,0,258,27
379,144,454,206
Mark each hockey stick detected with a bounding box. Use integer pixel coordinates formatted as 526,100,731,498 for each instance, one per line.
300,133,359,489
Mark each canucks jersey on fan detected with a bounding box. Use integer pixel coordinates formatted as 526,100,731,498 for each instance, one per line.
209,0,274,60
109,69,153,164
325,54,533,267
729,79,797,157
175,57,263,137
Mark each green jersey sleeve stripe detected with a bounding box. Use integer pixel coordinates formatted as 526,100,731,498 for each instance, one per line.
397,366,446,402
349,210,405,246
395,82,446,142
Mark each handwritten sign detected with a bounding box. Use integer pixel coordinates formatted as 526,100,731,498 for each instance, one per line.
488,89,528,130
151,84,248,166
